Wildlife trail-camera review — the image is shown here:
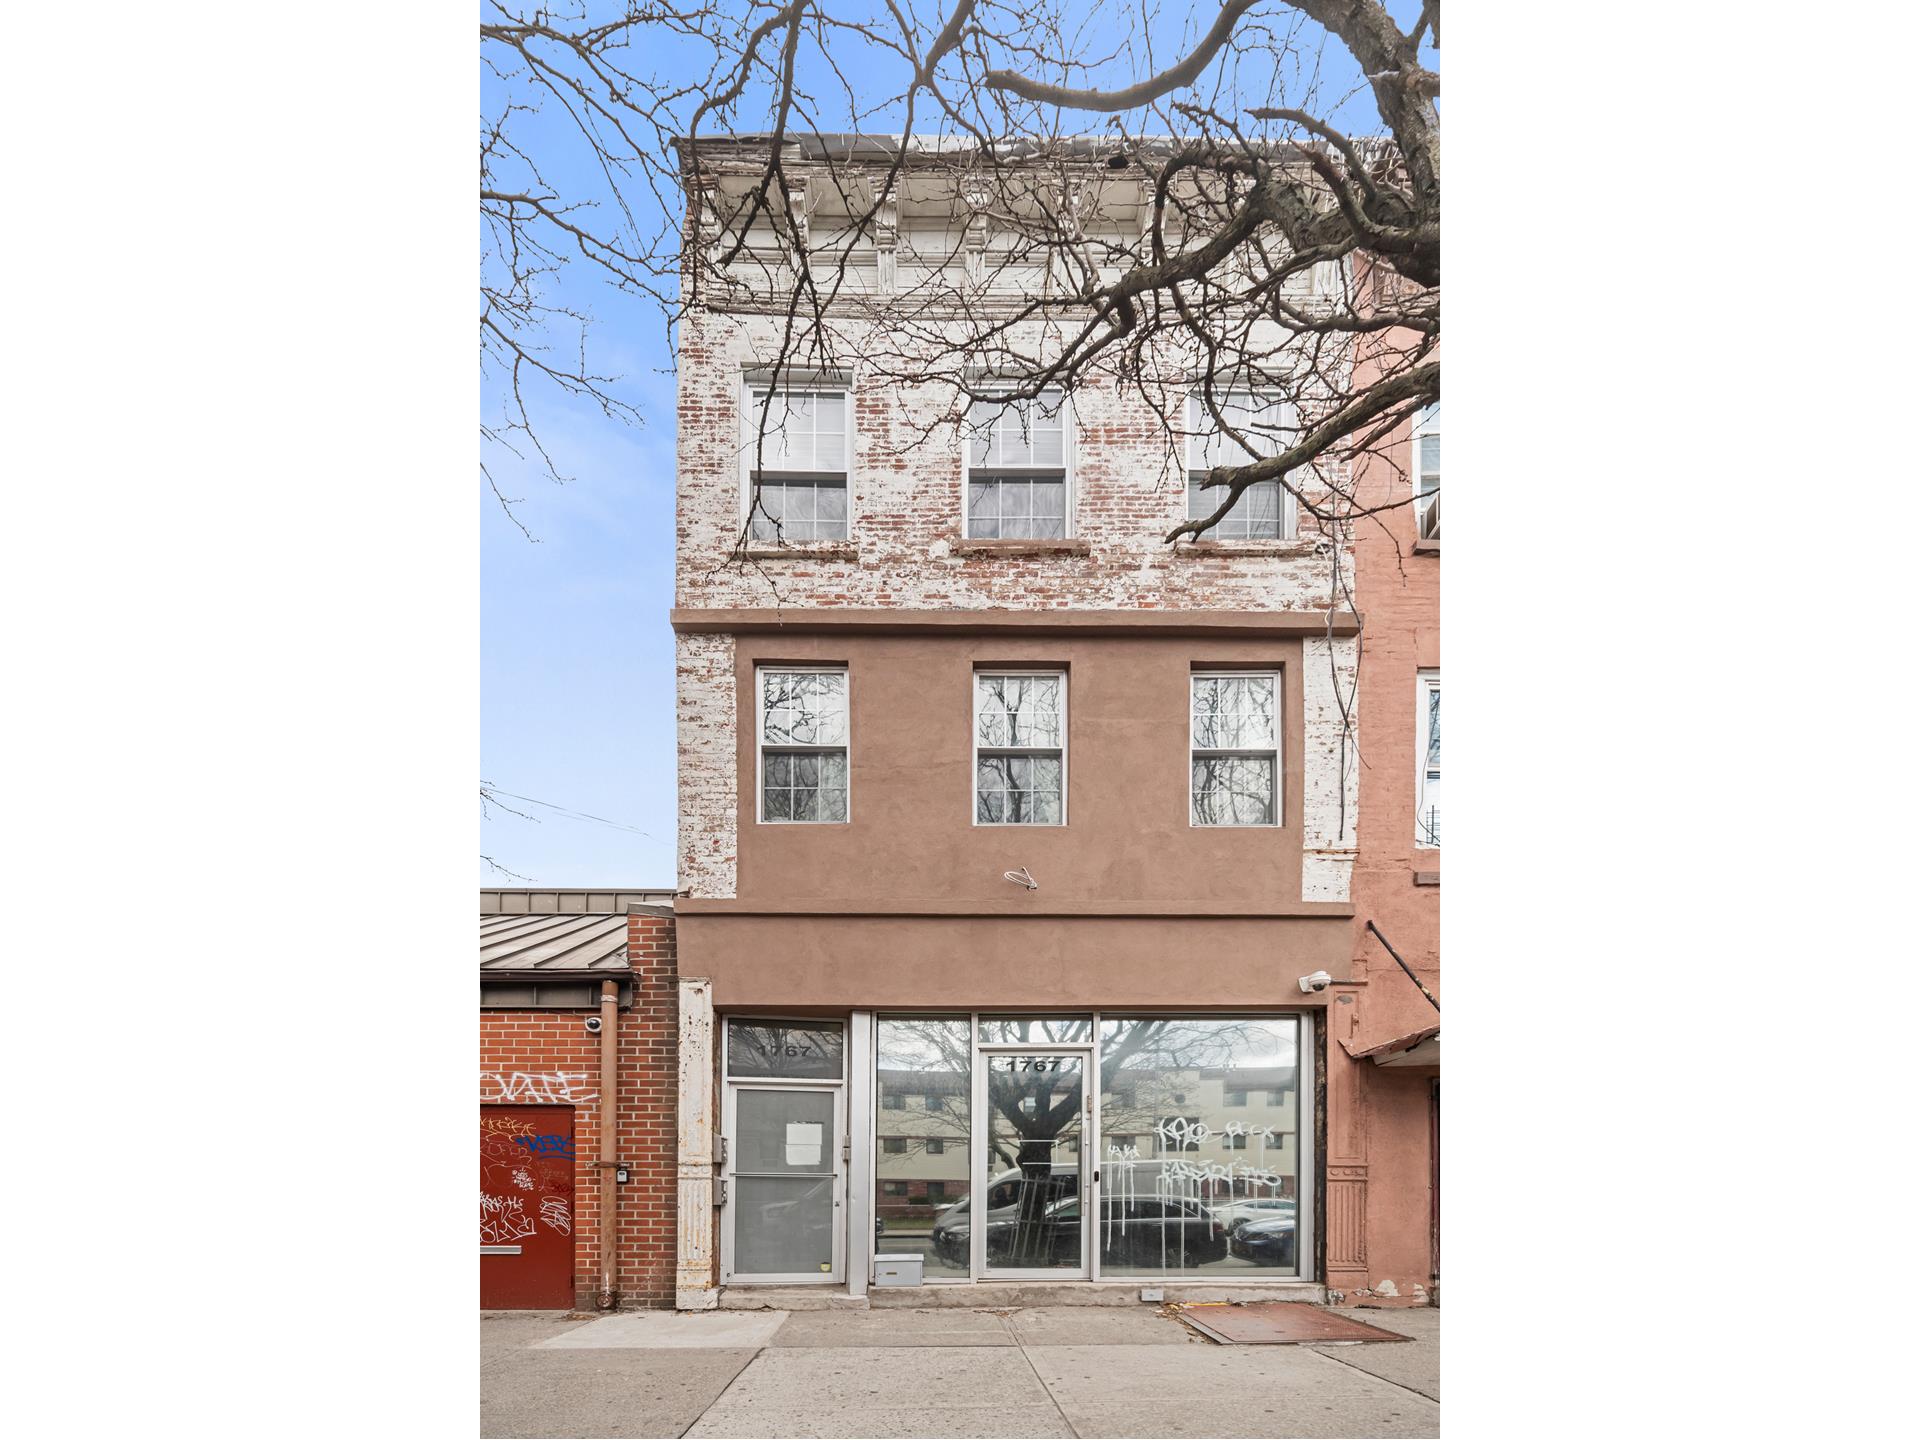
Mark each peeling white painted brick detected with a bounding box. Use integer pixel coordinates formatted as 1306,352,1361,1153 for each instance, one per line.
1301,634,1360,902
676,312,1346,613
676,631,737,898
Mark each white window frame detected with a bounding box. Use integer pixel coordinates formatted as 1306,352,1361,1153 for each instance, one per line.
961,387,1074,539
755,664,851,825
1189,670,1282,828
738,379,854,543
1415,669,1440,848
971,669,1068,826
1412,404,1440,540
1185,389,1298,541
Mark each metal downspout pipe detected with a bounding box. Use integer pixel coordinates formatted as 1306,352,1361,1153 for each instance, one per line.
596,978,619,1310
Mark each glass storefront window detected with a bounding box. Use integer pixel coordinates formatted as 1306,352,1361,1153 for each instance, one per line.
977,1015,1093,1044
860,1012,1307,1285
1097,1016,1301,1278
728,1019,844,1079
875,1018,972,1278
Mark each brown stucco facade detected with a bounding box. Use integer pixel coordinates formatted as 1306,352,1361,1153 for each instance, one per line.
679,625,1355,1009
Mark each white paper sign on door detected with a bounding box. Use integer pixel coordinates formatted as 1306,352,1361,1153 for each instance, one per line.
784,1121,823,1167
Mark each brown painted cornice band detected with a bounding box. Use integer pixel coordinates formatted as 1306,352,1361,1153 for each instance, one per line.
670,607,1362,637
673,899,1356,918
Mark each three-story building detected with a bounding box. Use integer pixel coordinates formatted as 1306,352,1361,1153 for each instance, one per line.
665,137,1423,1308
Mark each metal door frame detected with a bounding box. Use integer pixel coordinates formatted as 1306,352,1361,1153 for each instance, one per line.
719,1015,847,1286
973,1042,1093,1281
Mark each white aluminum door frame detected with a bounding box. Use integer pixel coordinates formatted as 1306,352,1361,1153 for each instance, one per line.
720,1078,846,1284
974,1043,1092,1281
719,1014,848,1286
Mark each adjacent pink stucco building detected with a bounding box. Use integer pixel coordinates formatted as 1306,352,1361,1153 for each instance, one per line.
1323,259,1440,1303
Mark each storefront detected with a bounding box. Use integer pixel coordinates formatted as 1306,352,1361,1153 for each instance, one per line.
716,1011,1314,1291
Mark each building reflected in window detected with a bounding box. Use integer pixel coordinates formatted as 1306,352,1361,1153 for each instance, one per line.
875,1018,973,1278
1098,1017,1301,1277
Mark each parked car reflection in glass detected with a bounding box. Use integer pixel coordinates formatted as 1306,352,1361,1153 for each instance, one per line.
1226,1212,1297,1267
929,1167,1076,1267
1210,1196,1297,1236
928,1168,1226,1268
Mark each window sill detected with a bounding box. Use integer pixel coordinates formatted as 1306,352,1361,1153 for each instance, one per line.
1413,870,1440,887
1176,540,1322,559
738,543,858,562
952,539,1092,557
1412,537,1440,554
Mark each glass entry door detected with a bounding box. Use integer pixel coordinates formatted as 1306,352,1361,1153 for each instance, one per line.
979,1053,1087,1277
726,1086,842,1283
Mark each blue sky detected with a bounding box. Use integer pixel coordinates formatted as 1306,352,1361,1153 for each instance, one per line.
478,1,1432,887
479,362,680,886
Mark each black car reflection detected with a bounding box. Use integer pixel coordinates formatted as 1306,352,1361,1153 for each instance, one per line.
929,1172,1227,1268
1226,1213,1297,1267
929,1168,1076,1267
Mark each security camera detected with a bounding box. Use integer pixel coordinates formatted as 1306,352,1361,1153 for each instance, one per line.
584,1016,603,1034
1298,970,1334,994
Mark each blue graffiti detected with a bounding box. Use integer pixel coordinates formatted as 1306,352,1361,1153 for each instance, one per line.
513,1133,575,1160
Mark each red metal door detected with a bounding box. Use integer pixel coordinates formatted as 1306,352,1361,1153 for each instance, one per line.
481,1105,577,1308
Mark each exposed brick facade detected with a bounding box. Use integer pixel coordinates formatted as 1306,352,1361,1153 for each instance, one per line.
617,911,680,1307
676,631,738,900
676,312,1346,617
478,911,679,1309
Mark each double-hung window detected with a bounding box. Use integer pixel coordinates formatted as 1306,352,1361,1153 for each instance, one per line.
1186,391,1296,539
1191,672,1279,825
744,386,849,542
1413,404,1440,540
757,666,849,823
1416,670,1440,846
966,389,1068,538
973,671,1065,824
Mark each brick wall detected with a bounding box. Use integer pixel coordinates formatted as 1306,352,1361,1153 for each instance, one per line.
617,911,680,1307
676,632,738,900
675,311,1349,614
478,912,679,1309
1302,633,1361,902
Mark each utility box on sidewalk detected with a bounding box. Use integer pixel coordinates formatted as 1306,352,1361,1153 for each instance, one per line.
873,1254,923,1287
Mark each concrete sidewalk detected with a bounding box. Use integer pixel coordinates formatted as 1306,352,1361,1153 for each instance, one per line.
481,1304,1438,1438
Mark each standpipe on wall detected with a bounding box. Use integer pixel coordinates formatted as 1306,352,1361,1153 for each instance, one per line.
596,978,620,1310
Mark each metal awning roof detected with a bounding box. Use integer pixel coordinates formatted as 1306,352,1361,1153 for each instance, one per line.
1344,1025,1441,1068
480,912,630,976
